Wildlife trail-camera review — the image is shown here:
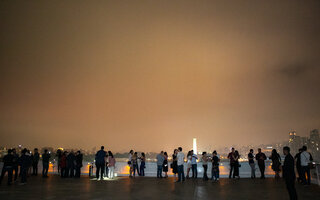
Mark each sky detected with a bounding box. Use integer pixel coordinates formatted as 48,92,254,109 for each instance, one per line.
0,0,320,152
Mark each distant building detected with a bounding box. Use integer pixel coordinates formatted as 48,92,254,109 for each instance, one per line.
193,138,197,155
288,129,320,161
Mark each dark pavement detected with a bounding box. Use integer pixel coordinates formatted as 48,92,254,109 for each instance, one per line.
0,175,319,200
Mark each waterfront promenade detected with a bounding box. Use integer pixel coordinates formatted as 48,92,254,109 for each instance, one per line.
1,176,319,200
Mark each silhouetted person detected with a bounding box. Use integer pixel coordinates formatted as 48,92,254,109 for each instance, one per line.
233,150,240,179
294,148,303,183
248,149,255,179
256,148,266,179
75,151,83,178
12,148,19,182
56,149,63,173
42,149,51,178
227,147,236,179
176,147,185,182
270,149,281,179
156,151,164,178
283,146,297,200
95,146,106,180
163,152,169,178
139,152,146,176
105,152,109,178
32,148,40,176
201,152,208,181
191,150,198,178
128,150,134,177
171,149,178,177
300,145,313,185
211,150,220,181
60,151,67,178
66,151,76,178
19,148,31,185
0,149,14,185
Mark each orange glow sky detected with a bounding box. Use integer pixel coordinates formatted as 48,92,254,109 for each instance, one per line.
0,1,319,152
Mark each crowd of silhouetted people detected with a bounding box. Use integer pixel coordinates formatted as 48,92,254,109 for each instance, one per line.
0,148,83,185
0,145,316,200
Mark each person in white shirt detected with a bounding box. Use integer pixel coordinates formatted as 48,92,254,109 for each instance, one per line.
300,146,313,185
176,147,185,182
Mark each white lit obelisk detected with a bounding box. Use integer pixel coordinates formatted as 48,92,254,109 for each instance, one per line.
193,138,197,155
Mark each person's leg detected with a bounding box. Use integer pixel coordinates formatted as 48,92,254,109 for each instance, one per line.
229,164,233,178
286,178,298,200
195,164,198,178
261,165,265,178
216,167,220,180
7,168,13,185
100,164,104,179
177,165,181,182
203,165,208,180
191,164,195,178
42,165,45,177
182,166,185,181
21,168,27,183
13,166,18,181
159,165,163,178
306,166,311,185
46,164,49,177
96,165,100,179
211,167,214,180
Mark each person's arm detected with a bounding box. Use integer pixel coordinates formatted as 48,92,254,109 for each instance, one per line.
310,153,313,161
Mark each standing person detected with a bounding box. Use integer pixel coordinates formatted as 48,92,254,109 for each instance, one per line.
191,150,198,179
186,151,192,179
67,151,76,178
132,152,139,177
171,149,178,177
156,151,164,178
233,150,240,179
283,146,298,200
248,149,255,179
108,151,116,179
12,148,19,182
0,149,14,185
60,151,67,178
32,148,40,176
256,148,267,179
128,150,134,177
139,152,146,176
95,146,106,180
201,152,208,181
75,151,83,178
211,150,220,182
227,148,236,179
56,149,62,173
42,149,51,178
105,152,109,178
163,152,169,178
270,149,281,179
176,147,185,182
300,145,312,185
19,148,31,185
294,148,303,183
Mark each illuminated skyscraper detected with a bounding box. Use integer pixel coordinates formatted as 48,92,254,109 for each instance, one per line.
193,138,197,155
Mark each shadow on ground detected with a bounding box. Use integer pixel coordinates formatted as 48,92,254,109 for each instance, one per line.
0,176,319,200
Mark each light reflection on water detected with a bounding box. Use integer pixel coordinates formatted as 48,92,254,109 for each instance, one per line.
1,161,276,177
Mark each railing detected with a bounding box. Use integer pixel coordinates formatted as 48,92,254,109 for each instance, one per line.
313,163,320,186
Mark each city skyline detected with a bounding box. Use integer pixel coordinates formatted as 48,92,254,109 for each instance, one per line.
1,1,320,152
